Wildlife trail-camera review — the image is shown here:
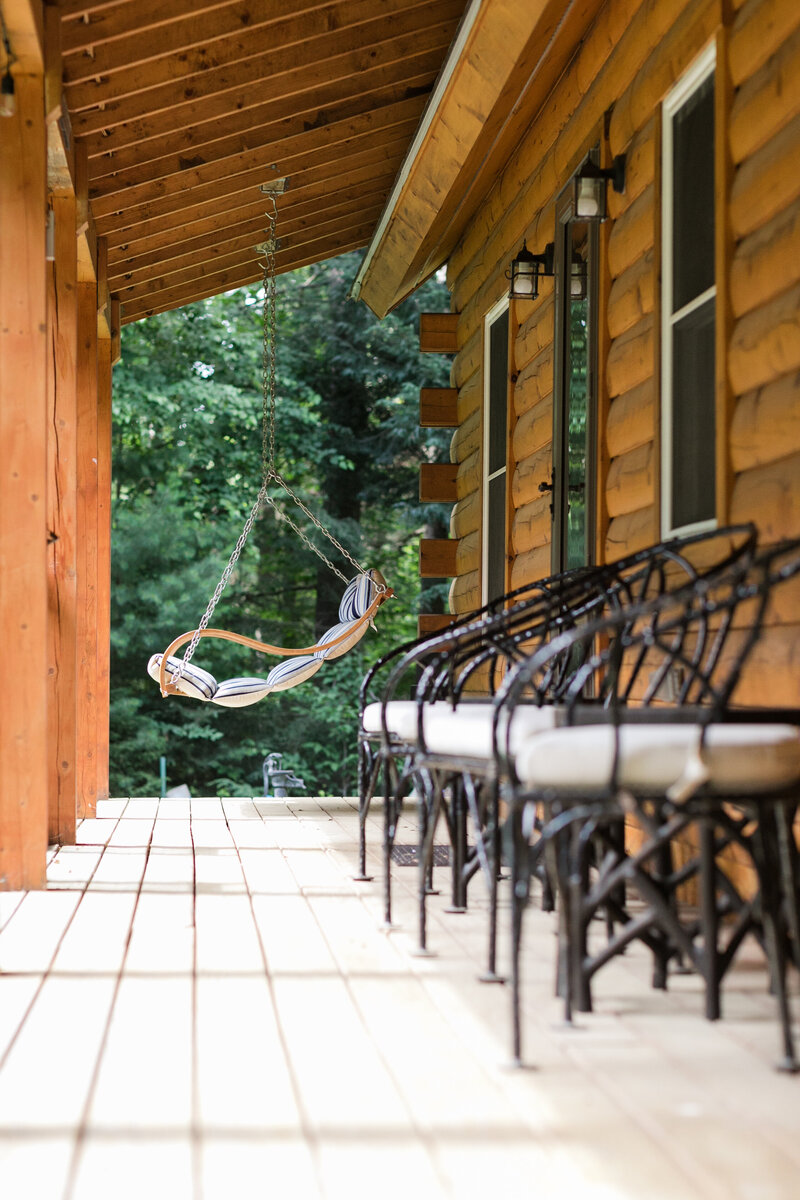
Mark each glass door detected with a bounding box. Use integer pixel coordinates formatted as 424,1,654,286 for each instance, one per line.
551,187,598,573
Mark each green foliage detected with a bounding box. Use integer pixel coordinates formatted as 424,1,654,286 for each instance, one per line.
110,253,451,797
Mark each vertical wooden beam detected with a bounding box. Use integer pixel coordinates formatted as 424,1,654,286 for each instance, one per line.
95,334,112,803
0,71,48,889
46,194,79,845
76,282,99,818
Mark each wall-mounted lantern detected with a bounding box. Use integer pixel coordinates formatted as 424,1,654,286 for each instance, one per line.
0,9,16,119
507,240,554,300
572,155,626,221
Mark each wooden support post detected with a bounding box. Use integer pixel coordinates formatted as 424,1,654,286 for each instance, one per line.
95,334,112,803
76,282,99,818
0,72,49,889
46,194,79,845
418,614,456,636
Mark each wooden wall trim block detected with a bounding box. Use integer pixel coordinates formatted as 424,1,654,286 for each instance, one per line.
419,386,458,427
419,462,458,503
418,614,457,636
419,311,459,354
419,537,459,578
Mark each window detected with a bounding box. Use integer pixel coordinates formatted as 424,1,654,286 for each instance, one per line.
552,184,598,573
661,43,717,536
482,298,509,604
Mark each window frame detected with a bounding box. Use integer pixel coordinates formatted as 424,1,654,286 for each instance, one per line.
481,294,510,606
660,40,718,539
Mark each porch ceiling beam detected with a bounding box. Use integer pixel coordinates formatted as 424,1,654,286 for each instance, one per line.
120,227,373,323
62,0,458,109
62,0,364,79
91,113,421,229
88,76,434,200
61,0,262,56
353,0,604,317
110,200,385,293
2,0,44,70
83,37,445,169
107,186,392,283
100,137,409,248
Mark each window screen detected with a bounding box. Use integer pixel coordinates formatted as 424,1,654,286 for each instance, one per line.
662,50,716,535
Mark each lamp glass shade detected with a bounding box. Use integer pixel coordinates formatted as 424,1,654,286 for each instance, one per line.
508,243,539,299
0,71,15,118
575,173,605,220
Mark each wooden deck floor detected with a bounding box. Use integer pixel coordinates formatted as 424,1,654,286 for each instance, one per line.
0,795,798,1200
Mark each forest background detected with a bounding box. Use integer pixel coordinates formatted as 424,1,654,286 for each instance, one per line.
111,251,451,798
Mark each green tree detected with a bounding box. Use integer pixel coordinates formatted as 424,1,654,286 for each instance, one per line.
110,253,451,798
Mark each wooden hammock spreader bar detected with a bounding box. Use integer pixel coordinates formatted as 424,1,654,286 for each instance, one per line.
158,587,393,697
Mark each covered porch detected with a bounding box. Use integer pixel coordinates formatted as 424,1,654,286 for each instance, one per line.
0,794,797,1199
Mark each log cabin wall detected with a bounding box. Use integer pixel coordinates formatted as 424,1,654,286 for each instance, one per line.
441,0,800,713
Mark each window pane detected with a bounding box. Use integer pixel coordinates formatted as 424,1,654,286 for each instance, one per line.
672,72,715,311
488,308,508,475
671,296,715,529
486,472,506,603
566,291,589,568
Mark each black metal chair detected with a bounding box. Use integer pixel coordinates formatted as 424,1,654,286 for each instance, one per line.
362,525,758,971
496,535,800,1071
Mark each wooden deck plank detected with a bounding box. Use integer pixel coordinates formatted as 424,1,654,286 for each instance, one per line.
0,891,82,973
195,976,301,1131
51,892,138,974
87,976,194,1130
200,1138,321,1200
70,1137,194,1200
0,794,796,1200
194,893,264,974
0,977,116,1128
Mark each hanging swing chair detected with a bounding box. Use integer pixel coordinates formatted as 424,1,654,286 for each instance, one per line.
147,187,393,708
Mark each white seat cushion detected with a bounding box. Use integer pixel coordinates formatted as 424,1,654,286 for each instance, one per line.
361,700,559,758
147,653,217,702
266,654,323,692
315,618,369,661
212,677,273,707
513,722,800,796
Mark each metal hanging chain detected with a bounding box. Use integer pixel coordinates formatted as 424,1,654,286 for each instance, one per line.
170,196,380,685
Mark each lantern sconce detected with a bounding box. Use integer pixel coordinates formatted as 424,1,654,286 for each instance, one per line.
507,240,554,300
572,155,626,221
570,252,588,301
0,8,16,119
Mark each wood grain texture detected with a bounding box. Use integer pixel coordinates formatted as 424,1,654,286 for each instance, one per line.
46,195,79,847
730,371,800,473
0,73,48,889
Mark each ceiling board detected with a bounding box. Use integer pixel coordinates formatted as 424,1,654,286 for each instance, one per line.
57,0,470,320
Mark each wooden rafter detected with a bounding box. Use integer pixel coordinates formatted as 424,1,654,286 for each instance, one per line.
53,0,469,319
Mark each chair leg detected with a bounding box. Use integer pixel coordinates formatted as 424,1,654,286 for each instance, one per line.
415,776,441,955
445,778,468,914
753,810,799,1073
699,820,721,1021
509,803,528,1064
354,738,377,881
382,756,401,927
480,779,505,983
775,803,800,972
